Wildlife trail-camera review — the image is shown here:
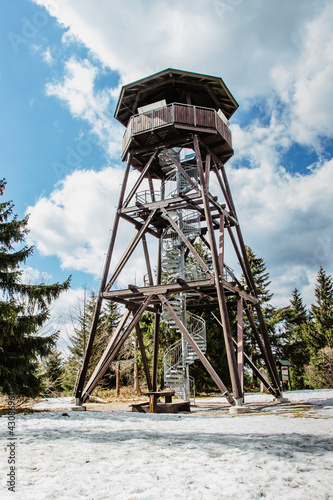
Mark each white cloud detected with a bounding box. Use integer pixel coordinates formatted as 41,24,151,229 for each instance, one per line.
271,2,333,146
42,47,54,64
226,158,333,307
28,167,122,275
28,0,333,308
20,266,52,284
33,0,333,150
46,287,86,354
27,167,153,289
32,0,323,95
46,58,123,157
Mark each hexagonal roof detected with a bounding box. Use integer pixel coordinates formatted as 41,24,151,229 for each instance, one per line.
114,68,239,127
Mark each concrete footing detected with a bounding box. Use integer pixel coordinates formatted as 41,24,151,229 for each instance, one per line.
274,397,289,403
235,398,244,406
229,405,250,415
71,405,86,411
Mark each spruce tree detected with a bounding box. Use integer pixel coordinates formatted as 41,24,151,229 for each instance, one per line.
278,288,309,389
63,291,97,391
0,179,71,397
41,347,65,395
302,267,333,388
64,291,122,393
241,246,278,385
307,266,333,351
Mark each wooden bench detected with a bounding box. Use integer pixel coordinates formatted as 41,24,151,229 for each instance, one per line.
131,399,190,414
146,390,175,412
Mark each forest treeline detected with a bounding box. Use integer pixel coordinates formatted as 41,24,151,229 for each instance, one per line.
1,179,332,398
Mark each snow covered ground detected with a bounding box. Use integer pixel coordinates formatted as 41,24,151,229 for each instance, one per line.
1,389,333,499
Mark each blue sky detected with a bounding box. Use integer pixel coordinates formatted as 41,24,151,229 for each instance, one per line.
1,0,333,342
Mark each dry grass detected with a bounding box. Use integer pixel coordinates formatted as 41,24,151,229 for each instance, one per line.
94,387,148,403
0,395,45,415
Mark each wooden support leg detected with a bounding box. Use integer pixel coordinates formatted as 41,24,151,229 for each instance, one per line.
149,394,158,413
136,324,152,391
193,134,242,401
75,154,132,403
244,304,280,392
214,162,281,397
152,312,160,392
152,237,162,392
82,309,131,396
218,163,282,395
237,298,244,398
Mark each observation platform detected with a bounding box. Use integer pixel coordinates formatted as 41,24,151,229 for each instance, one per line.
121,103,234,173
115,68,239,176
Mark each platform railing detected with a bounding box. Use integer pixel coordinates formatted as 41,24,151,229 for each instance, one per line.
122,102,232,157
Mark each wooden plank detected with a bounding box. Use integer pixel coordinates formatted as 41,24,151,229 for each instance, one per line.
153,106,172,128
204,152,211,189
211,312,277,397
146,390,175,397
219,214,224,275
121,192,201,214
196,107,215,128
103,278,256,304
142,234,154,285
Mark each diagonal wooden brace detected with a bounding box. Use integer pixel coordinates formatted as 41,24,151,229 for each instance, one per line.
81,297,153,403
160,207,213,278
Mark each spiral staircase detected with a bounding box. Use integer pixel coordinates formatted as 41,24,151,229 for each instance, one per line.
159,149,208,401
162,298,206,400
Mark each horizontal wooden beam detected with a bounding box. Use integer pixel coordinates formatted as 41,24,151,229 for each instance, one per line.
102,277,257,304
120,192,202,214
103,278,215,299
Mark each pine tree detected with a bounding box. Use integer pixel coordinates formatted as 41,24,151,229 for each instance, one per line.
41,347,65,395
242,246,274,306
64,291,122,393
302,267,333,388
63,291,98,391
278,288,309,389
0,179,71,397
241,246,278,385
307,267,333,352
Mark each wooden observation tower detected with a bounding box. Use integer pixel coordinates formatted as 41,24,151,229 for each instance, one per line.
75,68,282,410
